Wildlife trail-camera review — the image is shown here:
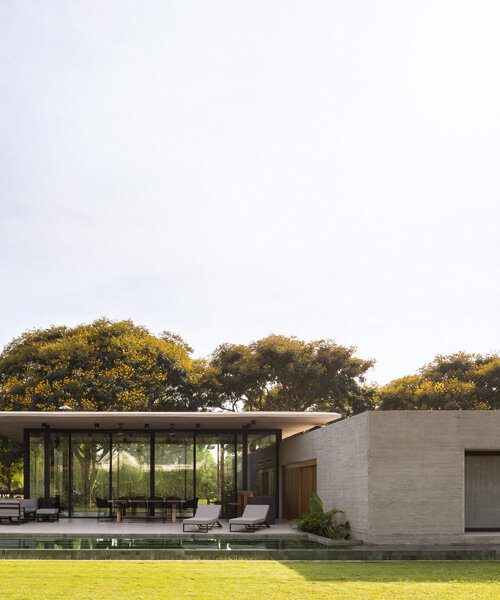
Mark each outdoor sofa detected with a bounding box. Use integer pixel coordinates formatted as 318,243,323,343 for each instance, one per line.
182,504,222,532
0,498,60,524
0,498,40,524
229,504,270,532
0,499,26,524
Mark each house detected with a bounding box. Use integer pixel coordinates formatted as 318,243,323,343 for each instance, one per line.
281,410,500,544
0,410,498,544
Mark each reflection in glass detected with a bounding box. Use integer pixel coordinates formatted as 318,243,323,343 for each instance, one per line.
155,433,193,499
195,434,242,517
49,433,69,515
71,434,110,516
111,433,150,498
29,433,45,501
27,428,278,517
247,433,276,497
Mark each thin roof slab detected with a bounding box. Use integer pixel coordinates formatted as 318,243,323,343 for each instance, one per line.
0,411,341,441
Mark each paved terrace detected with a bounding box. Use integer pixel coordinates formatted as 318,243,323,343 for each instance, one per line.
0,518,296,536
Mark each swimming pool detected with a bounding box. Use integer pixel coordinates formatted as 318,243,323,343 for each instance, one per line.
0,536,328,550
0,535,494,560
0,534,367,560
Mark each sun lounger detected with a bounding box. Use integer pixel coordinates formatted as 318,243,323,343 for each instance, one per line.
182,504,222,532
229,504,270,532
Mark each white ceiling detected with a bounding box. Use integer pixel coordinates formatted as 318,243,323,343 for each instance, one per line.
0,411,341,440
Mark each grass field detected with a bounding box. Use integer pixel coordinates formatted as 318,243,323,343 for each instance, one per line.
0,561,498,600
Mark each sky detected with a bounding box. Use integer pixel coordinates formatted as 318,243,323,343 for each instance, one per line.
0,1,499,385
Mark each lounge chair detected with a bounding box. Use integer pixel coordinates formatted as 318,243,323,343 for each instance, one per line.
229,504,270,532
180,497,198,519
182,504,222,532
20,498,38,521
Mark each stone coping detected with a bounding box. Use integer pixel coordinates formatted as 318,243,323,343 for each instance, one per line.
0,547,498,560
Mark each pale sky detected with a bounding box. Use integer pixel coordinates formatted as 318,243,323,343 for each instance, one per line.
1,1,499,384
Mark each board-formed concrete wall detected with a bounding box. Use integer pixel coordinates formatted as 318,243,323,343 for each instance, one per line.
366,411,500,544
281,411,500,544
280,412,370,539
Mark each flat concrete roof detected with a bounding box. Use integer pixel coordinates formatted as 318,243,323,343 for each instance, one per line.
0,411,341,440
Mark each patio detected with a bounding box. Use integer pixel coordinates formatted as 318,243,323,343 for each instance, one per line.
0,517,296,536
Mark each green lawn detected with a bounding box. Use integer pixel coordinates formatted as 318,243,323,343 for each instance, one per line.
0,561,498,600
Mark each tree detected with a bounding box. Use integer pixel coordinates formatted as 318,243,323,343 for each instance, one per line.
205,335,375,415
0,435,23,496
0,319,201,411
378,352,499,410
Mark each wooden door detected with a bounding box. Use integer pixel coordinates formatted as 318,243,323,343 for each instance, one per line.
282,461,317,520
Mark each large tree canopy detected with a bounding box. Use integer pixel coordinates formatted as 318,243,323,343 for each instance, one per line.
377,352,499,410
204,335,375,415
1,320,496,415
0,319,203,411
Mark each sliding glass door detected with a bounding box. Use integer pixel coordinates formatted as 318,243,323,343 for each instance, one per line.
155,432,194,499
28,429,278,517
29,433,45,502
71,434,110,516
111,433,150,498
49,432,69,516
195,434,243,516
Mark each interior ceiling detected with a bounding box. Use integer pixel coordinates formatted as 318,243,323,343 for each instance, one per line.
0,411,341,441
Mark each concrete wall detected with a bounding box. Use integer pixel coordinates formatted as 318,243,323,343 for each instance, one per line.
367,411,500,544
281,411,500,545
281,412,370,539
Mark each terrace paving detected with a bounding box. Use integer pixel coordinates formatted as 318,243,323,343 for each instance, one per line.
0,517,297,536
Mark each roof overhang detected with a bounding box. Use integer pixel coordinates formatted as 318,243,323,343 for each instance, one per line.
0,411,341,441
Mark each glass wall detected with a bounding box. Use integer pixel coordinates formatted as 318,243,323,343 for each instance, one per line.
195,434,243,516
29,433,45,501
112,433,150,498
247,433,277,497
27,429,277,517
155,432,193,499
49,432,69,516
71,433,110,516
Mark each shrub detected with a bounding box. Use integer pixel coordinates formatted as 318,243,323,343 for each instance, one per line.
292,492,350,539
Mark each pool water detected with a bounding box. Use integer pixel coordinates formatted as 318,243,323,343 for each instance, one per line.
0,536,328,550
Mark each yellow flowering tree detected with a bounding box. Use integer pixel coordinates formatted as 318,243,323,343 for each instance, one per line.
0,319,204,411
377,352,499,410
